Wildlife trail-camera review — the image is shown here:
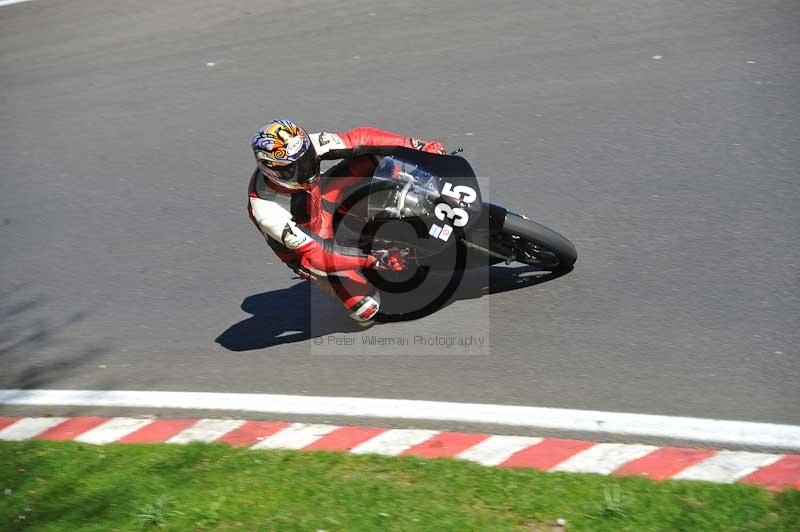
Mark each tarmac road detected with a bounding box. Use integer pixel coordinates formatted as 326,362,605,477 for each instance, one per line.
1,0,798,427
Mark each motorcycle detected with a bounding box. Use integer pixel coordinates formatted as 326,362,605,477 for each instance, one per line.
332,146,577,318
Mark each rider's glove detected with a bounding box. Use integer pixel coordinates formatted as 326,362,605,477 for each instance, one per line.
411,138,447,154
373,248,409,272
420,140,447,154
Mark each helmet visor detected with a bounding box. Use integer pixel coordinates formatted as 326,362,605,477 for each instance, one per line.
259,144,319,189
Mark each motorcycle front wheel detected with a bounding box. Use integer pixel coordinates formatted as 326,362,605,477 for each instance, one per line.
500,211,577,272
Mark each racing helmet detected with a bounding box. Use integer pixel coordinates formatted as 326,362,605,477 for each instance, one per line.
252,119,319,191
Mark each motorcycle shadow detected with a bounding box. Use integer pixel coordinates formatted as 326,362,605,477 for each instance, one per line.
215,266,569,351
215,279,363,351
376,265,570,322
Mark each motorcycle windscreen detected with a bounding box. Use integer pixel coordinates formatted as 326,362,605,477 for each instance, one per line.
368,157,440,220
361,154,492,325
368,155,483,252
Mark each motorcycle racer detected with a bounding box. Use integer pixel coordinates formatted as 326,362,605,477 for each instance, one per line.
248,119,446,324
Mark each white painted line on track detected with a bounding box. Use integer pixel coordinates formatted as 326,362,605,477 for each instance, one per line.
1,389,799,450
350,429,439,456
551,443,658,474
0,417,66,440
0,0,38,8
457,435,543,466
251,423,337,450
673,451,782,483
167,419,245,444
73,417,154,445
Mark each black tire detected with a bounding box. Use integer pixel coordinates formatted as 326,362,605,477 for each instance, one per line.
363,264,430,294
502,211,577,271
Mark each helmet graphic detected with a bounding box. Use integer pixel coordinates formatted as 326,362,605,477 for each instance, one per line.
252,119,319,191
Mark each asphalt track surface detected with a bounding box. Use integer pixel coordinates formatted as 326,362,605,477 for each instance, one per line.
1,0,798,429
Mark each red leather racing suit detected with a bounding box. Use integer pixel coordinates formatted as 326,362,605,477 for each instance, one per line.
248,127,433,322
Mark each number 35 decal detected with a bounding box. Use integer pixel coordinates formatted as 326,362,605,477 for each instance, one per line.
434,182,477,228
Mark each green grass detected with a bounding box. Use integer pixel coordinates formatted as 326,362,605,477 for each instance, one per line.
0,441,797,531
